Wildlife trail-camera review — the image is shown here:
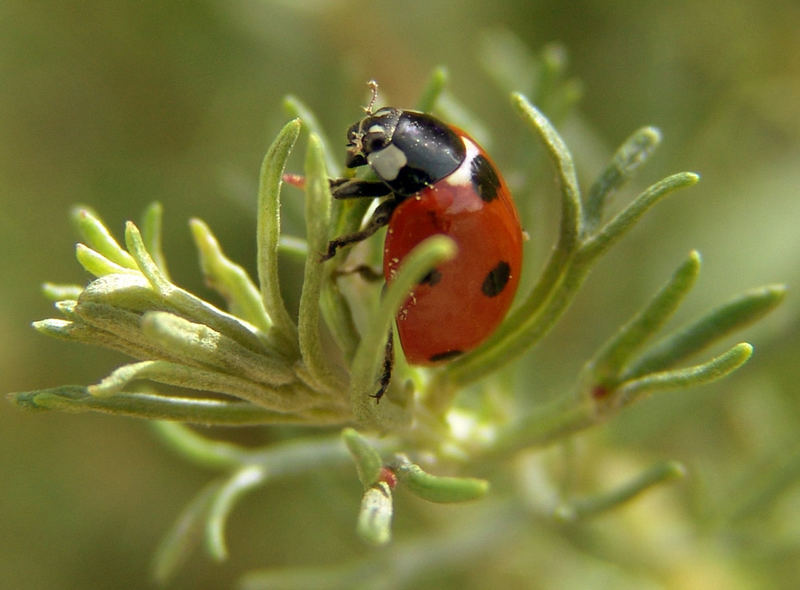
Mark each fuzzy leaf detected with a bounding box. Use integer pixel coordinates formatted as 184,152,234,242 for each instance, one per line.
190,218,271,333
257,119,302,354
621,285,786,380
342,428,383,487
393,456,489,503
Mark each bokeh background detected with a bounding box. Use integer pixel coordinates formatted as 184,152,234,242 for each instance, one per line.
2,1,798,588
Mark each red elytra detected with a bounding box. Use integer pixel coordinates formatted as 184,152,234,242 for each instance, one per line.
383,129,523,365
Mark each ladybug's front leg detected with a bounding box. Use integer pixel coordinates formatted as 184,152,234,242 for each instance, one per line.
322,197,399,261
330,178,392,199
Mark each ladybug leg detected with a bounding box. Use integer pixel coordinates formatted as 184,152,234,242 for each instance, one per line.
333,265,384,282
330,178,392,199
322,198,399,261
371,329,394,403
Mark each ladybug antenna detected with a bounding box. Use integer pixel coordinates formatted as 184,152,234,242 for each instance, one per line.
364,80,379,115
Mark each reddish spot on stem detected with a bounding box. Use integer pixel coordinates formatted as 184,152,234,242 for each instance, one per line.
282,173,306,189
379,466,397,489
591,384,610,400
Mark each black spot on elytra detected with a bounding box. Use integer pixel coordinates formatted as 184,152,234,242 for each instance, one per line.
470,154,501,202
419,268,442,287
481,261,511,297
429,349,463,363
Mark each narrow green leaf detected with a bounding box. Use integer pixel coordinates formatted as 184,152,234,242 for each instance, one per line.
415,66,448,112
584,126,662,231
512,92,582,254
75,243,138,277
283,97,339,175
342,428,383,487
126,222,273,355
349,235,456,426
8,386,296,425
88,360,313,411
51,302,77,322
140,311,295,387
579,172,699,263
124,221,173,290
587,250,701,385
555,460,686,521
72,300,184,361
319,199,370,363
206,466,267,561
319,276,361,363
616,342,753,405
393,457,489,503
151,421,250,469
71,206,137,269
356,482,393,546
622,284,786,380
190,218,271,333
32,315,161,361
151,480,223,586
486,396,596,459
297,134,347,393
140,202,170,280
458,92,584,365
42,283,84,301
257,119,302,354
79,273,162,311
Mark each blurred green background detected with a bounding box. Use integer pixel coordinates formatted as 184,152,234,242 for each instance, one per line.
2,1,798,588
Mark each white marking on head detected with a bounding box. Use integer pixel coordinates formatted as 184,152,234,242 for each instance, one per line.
367,143,408,181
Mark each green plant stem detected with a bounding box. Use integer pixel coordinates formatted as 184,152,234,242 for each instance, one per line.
484,396,596,460
152,421,253,468
555,460,686,521
151,479,222,585
206,466,267,561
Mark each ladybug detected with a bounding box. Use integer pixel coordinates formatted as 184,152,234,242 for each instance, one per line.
325,84,524,400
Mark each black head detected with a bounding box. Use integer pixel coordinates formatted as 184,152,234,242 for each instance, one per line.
344,107,402,169
343,107,467,196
